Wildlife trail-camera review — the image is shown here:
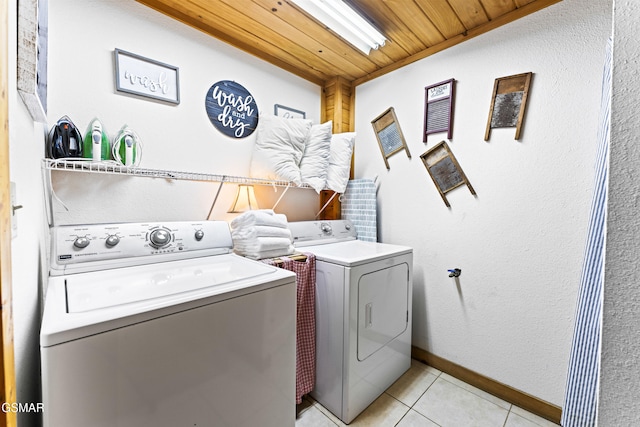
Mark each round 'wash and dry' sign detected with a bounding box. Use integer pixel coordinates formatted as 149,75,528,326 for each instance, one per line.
205,80,258,139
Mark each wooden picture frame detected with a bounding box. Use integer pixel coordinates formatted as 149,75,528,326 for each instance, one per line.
485,72,532,141
420,141,476,207
114,49,180,104
371,107,411,169
424,78,455,141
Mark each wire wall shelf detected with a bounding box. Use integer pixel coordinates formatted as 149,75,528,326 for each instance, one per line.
42,158,310,189
42,159,335,225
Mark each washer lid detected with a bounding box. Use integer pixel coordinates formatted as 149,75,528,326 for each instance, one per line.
66,254,278,313
41,254,296,347
301,240,412,267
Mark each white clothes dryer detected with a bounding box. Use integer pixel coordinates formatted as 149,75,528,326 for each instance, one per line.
41,220,297,427
289,220,413,424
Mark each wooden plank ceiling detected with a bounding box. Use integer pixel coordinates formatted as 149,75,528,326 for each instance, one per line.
137,0,561,86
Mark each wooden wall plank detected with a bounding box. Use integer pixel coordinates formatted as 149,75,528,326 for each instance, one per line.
480,0,518,20
137,0,560,86
137,0,329,84
349,0,417,60
239,0,382,74
447,0,490,30
319,77,354,220
353,0,562,86
0,0,17,424
251,0,392,70
182,0,346,76
414,0,467,39
378,0,446,47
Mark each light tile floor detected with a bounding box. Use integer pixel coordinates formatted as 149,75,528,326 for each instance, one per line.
296,359,560,427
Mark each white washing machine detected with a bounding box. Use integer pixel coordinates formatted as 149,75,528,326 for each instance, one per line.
289,220,412,424
40,220,297,427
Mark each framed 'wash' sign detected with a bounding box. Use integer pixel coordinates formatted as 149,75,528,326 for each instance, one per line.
115,49,180,104
420,141,476,207
485,72,532,141
424,79,455,141
372,107,411,169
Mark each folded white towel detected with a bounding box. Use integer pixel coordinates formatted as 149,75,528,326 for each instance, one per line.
235,245,295,260
231,209,288,229
233,237,294,252
232,226,293,241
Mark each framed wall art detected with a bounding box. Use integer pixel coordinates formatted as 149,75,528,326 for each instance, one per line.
420,141,476,207
371,107,411,169
274,104,306,119
205,80,259,139
17,0,48,122
114,49,180,104
424,78,455,141
485,72,532,141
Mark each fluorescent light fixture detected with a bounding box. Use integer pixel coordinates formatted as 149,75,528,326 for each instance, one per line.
292,0,386,55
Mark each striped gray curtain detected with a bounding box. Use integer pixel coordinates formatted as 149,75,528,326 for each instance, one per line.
561,37,612,427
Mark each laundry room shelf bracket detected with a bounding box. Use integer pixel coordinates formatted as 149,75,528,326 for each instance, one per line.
206,181,225,220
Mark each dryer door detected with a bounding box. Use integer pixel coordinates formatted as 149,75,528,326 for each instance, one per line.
357,262,409,361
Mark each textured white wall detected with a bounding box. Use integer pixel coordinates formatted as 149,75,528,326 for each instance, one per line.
354,0,612,406
9,1,321,425
599,1,640,424
47,0,321,226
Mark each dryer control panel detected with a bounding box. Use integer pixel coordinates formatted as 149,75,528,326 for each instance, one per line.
289,220,357,247
50,221,233,275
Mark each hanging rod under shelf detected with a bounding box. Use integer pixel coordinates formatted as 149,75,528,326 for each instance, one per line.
42,158,311,189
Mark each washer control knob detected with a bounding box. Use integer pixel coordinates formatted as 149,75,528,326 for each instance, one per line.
345,223,352,231
195,230,204,241
106,235,120,247
150,229,171,248
73,236,90,249
320,222,332,234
